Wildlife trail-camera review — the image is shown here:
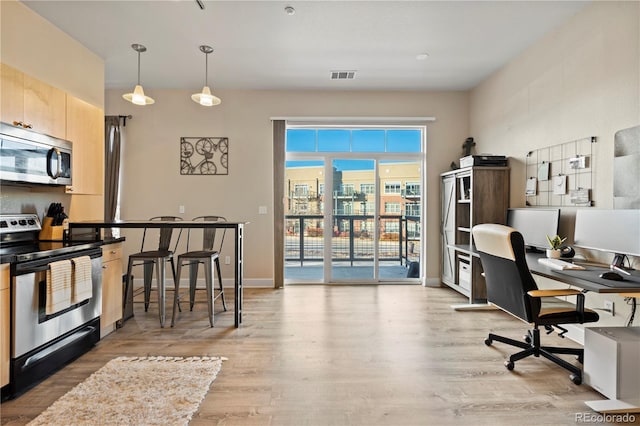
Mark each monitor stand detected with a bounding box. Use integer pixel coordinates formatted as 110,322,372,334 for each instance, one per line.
611,253,627,268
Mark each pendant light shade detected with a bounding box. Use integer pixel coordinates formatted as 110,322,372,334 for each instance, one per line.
123,44,155,105
192,45,221,106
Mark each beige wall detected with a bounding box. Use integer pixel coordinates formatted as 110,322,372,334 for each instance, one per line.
470,1,640,329
0,0,104,108
105,89,469,285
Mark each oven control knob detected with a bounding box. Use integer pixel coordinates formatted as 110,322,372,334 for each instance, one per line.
18,220,27,226
27,219,36,225
10,220,17,225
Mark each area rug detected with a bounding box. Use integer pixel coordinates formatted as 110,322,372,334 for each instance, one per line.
28,356,224,426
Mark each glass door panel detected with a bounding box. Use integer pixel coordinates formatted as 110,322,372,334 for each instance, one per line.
378,159,422,281
284,160,325,282
329,159,376,282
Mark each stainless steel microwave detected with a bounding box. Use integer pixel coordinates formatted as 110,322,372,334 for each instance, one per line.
0,122,72,186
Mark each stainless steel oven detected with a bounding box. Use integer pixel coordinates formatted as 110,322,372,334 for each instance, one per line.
0,214,101,399
0,122,72,186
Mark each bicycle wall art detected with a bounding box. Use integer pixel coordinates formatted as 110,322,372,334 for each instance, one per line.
180,137,229,175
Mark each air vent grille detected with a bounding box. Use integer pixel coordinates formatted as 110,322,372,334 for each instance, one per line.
330,71,356,80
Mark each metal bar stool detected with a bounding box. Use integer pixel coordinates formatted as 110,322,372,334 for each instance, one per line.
172,216,228,327
124,216,183,327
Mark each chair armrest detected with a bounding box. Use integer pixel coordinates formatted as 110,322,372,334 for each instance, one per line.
527,289,582,298
527,289,586,321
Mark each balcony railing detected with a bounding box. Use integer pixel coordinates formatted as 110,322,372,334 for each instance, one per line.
285,214,421,266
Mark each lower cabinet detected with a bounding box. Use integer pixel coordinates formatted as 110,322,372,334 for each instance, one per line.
1,264,9,387
101,243,123,335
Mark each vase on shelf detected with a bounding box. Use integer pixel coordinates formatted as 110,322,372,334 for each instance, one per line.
546,249,561,259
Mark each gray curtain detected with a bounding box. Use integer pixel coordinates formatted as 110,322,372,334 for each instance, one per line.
273,120,286,288
104,116,122,236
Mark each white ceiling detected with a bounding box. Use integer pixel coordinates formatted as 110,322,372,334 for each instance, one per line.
22,0,589,92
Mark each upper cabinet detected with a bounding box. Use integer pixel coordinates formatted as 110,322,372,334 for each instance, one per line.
1,63,66,139
1,63,24,124
1,63,104,196
65,95,104,195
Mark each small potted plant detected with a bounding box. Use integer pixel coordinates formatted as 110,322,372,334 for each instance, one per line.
546,234,567,259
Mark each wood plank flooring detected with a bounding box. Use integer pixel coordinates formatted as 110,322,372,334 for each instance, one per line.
0,285,625,425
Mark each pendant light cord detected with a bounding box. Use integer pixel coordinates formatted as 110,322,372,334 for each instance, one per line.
204,52,209,87
137,51,141,85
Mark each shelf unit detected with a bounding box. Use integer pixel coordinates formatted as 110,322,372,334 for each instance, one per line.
440,166,510,303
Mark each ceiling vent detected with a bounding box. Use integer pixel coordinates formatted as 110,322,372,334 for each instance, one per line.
330,70,356,80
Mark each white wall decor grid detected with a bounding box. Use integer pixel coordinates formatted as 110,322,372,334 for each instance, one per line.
525,136,596,207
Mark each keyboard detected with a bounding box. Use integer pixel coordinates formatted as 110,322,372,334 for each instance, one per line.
538,258,586,271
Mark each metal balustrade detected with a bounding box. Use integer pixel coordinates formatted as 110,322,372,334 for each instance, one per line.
285,214,421,267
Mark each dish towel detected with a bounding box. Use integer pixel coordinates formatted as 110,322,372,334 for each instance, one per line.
46,259,72,315
71,256,93,304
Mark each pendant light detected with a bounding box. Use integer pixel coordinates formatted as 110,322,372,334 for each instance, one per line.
192,45,221,107
122,44,155,105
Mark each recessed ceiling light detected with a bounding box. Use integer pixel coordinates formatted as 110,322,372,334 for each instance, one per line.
284,6,295,15
416,53,430,60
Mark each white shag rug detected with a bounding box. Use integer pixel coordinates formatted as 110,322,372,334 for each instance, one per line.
28,356,224,426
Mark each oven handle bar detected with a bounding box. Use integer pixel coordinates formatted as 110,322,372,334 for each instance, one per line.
13,248,102,275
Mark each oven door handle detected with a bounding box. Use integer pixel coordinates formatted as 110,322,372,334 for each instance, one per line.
14,261,51,275
13,249,102,275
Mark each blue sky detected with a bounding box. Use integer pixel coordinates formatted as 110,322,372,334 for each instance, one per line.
286,128,421,170
286,129,421,154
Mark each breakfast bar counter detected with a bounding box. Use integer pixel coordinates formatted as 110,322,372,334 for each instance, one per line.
69,220,247,327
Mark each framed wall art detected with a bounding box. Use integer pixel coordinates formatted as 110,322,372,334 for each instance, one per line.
180,137,228,175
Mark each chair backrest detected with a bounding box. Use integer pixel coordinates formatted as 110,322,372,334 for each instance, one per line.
188,215,227,251
472,223,540,322
141,216,183,252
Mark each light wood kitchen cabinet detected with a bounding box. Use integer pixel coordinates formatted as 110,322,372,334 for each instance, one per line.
1,63,24,125
1,263,10,388
65,95,104,195
440,166,510,303
0,63,66,139
101,243,123,335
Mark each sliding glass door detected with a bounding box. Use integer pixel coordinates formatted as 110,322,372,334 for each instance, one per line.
284,125,424,284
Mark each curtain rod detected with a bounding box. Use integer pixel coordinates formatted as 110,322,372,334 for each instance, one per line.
270,116,436,123
118,115,132,126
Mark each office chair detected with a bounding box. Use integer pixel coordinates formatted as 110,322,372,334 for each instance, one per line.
124,216,183,327
171,215,228,327
472,223,599,384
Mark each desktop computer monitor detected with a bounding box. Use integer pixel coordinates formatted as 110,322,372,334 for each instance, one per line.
506,208,560,252
574,209,640,267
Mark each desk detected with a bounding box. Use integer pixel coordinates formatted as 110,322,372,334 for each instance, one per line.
525,252,640,294
69,220,246,328
450,245,640,311
453,244,640,294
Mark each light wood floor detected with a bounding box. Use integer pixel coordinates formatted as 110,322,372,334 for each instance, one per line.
0,285,625,425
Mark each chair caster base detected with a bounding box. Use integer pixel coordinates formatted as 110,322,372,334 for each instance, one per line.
505,360,515,370
570,374,582,385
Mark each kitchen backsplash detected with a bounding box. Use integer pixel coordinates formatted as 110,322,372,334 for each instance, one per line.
0,184,71,221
